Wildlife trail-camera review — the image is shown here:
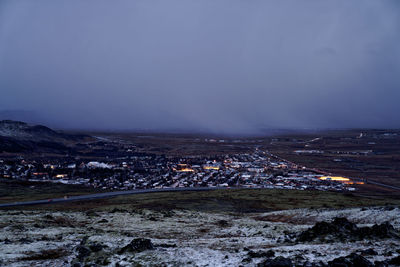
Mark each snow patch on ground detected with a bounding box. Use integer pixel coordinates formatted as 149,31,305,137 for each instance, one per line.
0,206,399,266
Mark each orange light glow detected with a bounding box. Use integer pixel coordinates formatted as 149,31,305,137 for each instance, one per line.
203,166,220,170
177,168,194,172
319,176,351,182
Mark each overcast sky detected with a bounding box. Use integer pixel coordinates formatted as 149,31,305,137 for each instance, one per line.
1,0,399,134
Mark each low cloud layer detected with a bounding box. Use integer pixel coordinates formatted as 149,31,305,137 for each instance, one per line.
1,0,399,134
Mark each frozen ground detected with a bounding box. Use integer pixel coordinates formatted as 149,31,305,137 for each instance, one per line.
0,206,399,266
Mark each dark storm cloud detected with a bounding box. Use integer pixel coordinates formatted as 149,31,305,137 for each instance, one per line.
1,0,399,133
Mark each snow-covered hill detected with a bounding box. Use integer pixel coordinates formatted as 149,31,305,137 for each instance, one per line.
1,206,399,266
0,120,90,153
0,120,68,141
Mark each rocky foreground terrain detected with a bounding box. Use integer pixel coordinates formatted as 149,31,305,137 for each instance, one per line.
1,206,400,266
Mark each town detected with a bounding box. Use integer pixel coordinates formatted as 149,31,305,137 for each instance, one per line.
0,148,361,192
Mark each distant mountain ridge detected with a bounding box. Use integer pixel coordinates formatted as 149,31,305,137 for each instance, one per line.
0,110,46,125
0,120,90,153
0,120,59,140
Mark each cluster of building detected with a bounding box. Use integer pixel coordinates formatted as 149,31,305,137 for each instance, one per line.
0,149,360,192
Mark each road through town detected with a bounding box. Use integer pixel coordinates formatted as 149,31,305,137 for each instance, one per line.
0,187,224,208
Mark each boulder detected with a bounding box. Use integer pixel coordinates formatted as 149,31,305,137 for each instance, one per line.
155,243,177,248
258,256,293,267
72,239,109,266
388,255,400,265
76,245,91,260
360,248,378,256
297,217,399,242
248,249,275,258
303,261,327,267
88,242,105,253
216,220,230,227
118,238,154,254
374,260,388,267
368,222,398,239
298,217,358,242
328,253,373,267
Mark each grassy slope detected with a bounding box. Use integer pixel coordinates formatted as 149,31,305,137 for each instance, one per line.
5,188,400,212
0,180,100,204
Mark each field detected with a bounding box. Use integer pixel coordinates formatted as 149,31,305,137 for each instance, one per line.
260,129,400,190
0,179,101,204
84,131,256,156
2,186,400,213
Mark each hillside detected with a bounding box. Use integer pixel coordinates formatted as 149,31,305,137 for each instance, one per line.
1,192,399,266
0,120,90,153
